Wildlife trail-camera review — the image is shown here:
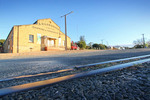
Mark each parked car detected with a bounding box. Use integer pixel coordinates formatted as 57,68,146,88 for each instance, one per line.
71,41,79,50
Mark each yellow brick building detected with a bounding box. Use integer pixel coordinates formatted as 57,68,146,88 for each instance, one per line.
3,18,71,53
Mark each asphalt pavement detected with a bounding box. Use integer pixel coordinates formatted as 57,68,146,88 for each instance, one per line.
0,48,150,79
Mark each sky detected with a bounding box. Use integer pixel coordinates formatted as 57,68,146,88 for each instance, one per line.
0,0,150,47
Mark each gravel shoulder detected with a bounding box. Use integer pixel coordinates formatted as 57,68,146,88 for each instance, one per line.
1,61,150,100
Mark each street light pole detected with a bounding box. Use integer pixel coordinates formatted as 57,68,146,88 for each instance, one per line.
61,11,73,50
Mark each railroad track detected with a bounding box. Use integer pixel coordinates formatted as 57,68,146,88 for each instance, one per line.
0,54,150,98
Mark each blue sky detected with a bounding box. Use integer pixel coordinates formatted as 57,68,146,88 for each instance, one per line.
0,0,150,46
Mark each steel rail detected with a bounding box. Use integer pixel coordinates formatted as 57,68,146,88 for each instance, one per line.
0,69,73,82
0,54,150,82
75,54,150,68
0,58,150,97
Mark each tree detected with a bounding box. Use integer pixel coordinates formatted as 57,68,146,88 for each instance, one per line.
0,39,5,47
86,46,90,49
80,36,85,42
77,41,86,50
92,43,108,50
133,39,143,45
133,39,144,48
77,36,86,50
92,43,99,49
134,44,143,48
88,42,93,49
146,40,150,47
99,44,107,49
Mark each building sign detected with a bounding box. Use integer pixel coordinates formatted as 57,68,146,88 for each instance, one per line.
37,33,41,44
32,26,59,34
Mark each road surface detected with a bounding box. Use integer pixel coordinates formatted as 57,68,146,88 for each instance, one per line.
0,48,150,79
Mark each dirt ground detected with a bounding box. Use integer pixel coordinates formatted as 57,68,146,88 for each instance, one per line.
0,50,100,60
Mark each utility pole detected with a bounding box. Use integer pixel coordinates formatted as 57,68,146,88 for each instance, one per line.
61,11,73,50
142,34,145,48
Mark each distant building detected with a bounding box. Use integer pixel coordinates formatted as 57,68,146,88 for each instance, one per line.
113,46,125,50
3,18,71,53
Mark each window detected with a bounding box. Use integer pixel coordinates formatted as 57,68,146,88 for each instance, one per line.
37,34,41,44
29,35,34,43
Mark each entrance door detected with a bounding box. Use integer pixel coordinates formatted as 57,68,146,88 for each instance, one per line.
50,40,54,46
47,40,50,46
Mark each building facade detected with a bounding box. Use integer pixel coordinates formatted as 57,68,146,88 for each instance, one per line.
3,18,71,53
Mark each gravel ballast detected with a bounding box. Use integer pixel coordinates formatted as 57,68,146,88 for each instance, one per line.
0,58,141,88
0,62,150,100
